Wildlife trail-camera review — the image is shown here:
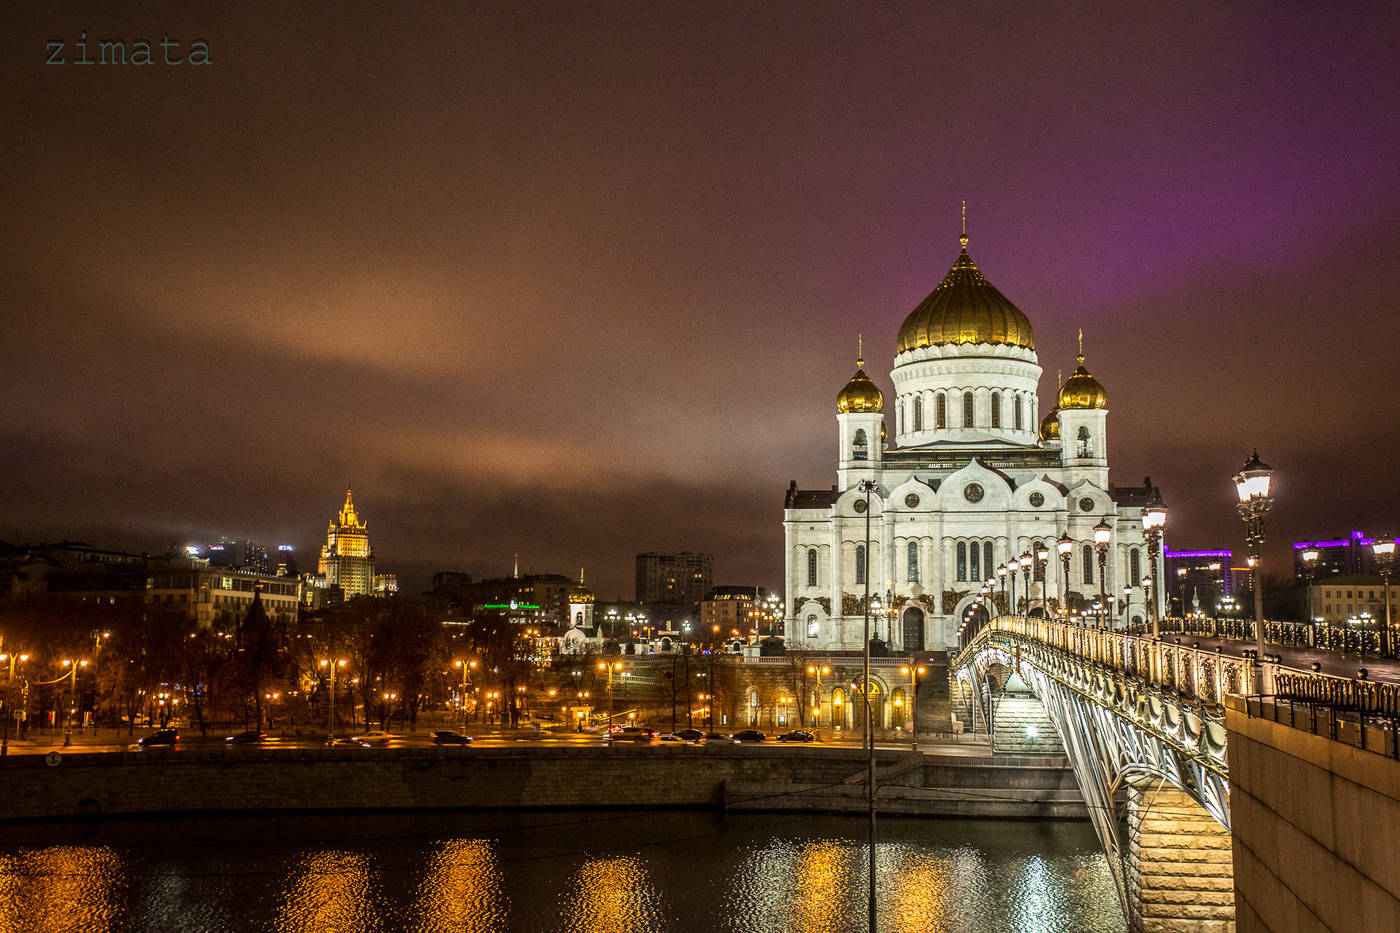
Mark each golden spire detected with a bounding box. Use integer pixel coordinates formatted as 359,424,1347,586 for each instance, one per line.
1077,328,1084,363
857,333,864,368
579,568,585,583
959,201,968,251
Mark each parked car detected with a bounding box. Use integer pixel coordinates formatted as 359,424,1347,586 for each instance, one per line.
431,730,473,746
731,730,767,743
137,729,179,748
351,731,394,747
225,731,267,745
608,726,657,745
776,729,816,743
702,732,733,745
328,736,363,747
673,728,704,742
657,733,692,744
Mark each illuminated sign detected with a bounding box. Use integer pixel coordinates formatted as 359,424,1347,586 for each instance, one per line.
483,602,540,610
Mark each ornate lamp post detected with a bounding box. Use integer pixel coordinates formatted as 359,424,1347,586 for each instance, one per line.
1093,520,1112,630
806,664,829,727
900,664,926,749
453,658,478,733
319,658,348,744
1019,552,1032,617
1057,533,1074,620
1233,451,1274,663
997,563,1010,617
1035,544,1050,617
1374,537,1394,656
856,476,878,933
1141,495,1167,639
1122,584,1132,625
1300,548,1320,625
0,651,29,756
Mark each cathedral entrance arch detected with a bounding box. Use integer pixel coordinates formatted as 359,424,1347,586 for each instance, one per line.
852,679,883,730
901,607,926,651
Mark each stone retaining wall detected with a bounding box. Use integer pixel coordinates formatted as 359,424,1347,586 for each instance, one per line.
0,745,1082,822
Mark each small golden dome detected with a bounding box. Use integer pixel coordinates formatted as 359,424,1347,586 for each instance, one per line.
880,422,888,444
896,233,1035,353
1058,355,1107,410
570,570,594,604
1038,407,1060,441
837,359,884,413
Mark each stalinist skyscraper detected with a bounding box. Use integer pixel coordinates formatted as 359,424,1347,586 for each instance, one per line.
318,488,376,598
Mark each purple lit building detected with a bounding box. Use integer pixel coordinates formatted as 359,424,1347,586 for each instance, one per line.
1163,548,1232,616
1292,531,1383,581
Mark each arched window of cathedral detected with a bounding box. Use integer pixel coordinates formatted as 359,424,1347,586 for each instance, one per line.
1082,544,1094,584
914,396,923,432
969,540,980,581
936,393,947,429
807,550,818,587
907,541,919,582
1014,395,1023,431
1033,540,1045,581
853,428,868,461
1077,426,1092,458
963,391,974,427
1129,547,1141,584
807,614,819,637
956,541,967,581
855,544,866,584
984,541,994,579
991,392,1001,428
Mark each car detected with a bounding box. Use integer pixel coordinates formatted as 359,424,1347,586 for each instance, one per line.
776,729,815,743
608,726,657,744
328,736,363,747
351,731,394,747
431,730,473,745
137,729,179,748
731,729,767,743
673,728,704,742
225,730,267,745
702,732,733,745
656,733,692,744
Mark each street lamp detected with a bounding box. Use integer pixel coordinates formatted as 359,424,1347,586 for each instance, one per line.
60,659,89,747
806,664,829,727
1233,450,1275,662
1122,584,1132,624
0,652,29,756
1093,520,1112,630
1057,533,1074,620
1373,537,1394,656
318,658,348,744
997,563,1010,617
900,664,926,749
1141,494,1167,639
857,475,878,933
453,659,478,733
1300,548,1320,624
598,660,624,735
1035,544,1050,616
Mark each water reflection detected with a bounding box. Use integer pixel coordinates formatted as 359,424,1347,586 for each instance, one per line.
0,845,126,932
558,855,665,933
412,838,506,933
273,850,379,933
888,849,955,931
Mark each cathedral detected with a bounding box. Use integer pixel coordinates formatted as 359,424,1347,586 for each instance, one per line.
782,227,1164,653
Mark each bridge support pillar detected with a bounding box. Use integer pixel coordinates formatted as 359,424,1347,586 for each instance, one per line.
1127,783,1236,932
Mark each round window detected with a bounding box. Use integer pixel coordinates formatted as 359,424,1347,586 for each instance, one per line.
853,499,868,513
1078,496,1094,512
964,483,985,503
905,493,920,508
1029,492,1045,508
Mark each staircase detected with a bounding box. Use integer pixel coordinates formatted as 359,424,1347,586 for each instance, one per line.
991,693,1065,755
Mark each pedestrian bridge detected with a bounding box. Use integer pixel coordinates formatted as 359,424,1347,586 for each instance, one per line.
953,616,1400,932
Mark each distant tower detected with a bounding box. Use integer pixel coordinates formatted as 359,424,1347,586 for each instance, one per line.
317,487,376,598
569,569,595,629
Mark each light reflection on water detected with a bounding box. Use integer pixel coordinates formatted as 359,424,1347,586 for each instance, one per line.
0,812,1123,932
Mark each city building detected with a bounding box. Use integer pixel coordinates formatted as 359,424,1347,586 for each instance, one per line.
635,551,713,605
782,227,1164,652
315,488,376,599
0,540,147,608
146,556,300,629
1164,548,1233,616
1292,531,1385,581
1307,576,1397,624
700,586,777,640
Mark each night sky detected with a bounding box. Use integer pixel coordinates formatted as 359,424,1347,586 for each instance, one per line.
3,3,1398,599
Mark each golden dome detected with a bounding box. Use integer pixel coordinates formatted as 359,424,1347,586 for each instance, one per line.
570,570,594,604
880,422,888,444
1038,407,1060,441
896,233,1035,353
1058,353,1107,410
837,359,884,413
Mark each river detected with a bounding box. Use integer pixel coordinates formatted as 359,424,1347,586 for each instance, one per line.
0,811,1124,932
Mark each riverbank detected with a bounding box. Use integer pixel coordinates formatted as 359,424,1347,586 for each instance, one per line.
0,744,1084,823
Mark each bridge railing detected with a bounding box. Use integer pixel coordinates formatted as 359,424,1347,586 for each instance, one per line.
1122,616,1385,656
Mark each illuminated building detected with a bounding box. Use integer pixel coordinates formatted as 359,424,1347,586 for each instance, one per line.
145,556,300,628
635,551,713,605
1163,549,1232,616
782,225,1164,651
316,488,376,599
1291,530,1385,580
700,586,767,636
